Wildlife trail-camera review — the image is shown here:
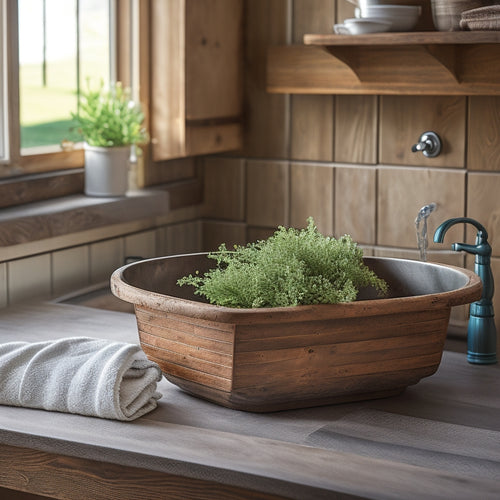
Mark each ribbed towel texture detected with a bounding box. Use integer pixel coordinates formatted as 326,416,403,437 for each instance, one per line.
0,337,163,421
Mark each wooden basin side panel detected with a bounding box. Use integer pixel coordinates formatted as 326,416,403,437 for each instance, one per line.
231,309,450,403
135,307,236,392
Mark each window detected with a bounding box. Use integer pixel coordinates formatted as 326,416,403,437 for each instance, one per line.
1,0,118,176
0,0,8,161
19,0,112,150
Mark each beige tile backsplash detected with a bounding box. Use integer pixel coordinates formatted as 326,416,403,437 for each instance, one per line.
377,167,466,248
89,238,125,285
379,96,467,168
8,254,52,305
290,162,334,233
0,220,206,306
52,246,90,297
124,230,157,260
0,263,7,308
468,173,500,256
246,160,289,228
334,165,376,244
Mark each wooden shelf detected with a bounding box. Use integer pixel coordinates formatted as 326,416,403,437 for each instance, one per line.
267,32,500,95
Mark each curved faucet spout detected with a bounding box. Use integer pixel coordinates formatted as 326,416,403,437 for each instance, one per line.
433,217,488,244
433,217,496,365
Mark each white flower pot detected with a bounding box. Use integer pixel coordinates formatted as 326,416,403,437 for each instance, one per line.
84,143,131,197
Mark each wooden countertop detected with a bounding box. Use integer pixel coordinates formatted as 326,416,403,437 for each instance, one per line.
0,302,499,500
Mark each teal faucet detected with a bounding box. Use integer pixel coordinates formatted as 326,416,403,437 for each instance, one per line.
434,217,497,364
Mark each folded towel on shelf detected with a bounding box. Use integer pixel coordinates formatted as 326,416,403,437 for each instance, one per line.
0,337,163,421
460,5,500,30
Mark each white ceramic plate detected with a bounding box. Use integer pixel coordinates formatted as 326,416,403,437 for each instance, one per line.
341,17,392,34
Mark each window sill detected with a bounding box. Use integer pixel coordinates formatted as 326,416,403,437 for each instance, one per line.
0,189,170,261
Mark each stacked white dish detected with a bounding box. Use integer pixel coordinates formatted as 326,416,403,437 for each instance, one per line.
334,17,392,34
355,4,422,32
334,2,421,34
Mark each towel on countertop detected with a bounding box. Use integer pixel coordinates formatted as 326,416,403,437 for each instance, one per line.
0,337,163,421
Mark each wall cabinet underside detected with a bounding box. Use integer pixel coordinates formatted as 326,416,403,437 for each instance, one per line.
267,32,500,95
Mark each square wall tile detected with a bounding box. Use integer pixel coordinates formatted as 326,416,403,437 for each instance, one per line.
203,157,245,220
293,0,335,41
89,238,124,284
335,165,376,244
335,96,377,165
164,221,202,256
0,263,7,308
124,230,157,260
468,96,500,172
246,160,289,228
202,221,247,252
380,96,466,168
290,95,334,162
247,226,276,244
52,246,90,297
8,254,51,305
378,167,466,249
468,172,500,257
242,0,290,159
290,163,334,234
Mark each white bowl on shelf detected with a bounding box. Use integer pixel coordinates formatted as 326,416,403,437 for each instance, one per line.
355,5,422,31
336,17,392,34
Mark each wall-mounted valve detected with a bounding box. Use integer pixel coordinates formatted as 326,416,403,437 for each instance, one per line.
411,131,442,158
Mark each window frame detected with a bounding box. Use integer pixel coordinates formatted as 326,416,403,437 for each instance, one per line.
0,0,128,179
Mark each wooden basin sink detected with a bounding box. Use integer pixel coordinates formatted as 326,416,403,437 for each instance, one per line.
111,254,481,412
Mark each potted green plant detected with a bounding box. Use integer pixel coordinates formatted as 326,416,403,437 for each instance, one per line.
72,80,148,197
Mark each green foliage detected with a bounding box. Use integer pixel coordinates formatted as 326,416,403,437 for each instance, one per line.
177,218,388,308
71,80,148,147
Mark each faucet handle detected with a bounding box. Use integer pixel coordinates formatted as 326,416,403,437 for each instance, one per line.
411,131,441,158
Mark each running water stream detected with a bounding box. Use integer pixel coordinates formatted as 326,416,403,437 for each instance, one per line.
415,203,437,262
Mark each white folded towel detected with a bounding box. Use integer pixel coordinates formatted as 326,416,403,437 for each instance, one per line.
0,337,163,421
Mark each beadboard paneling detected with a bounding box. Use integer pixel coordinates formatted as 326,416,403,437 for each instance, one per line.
379,96,466,167
468,96,500,172
290,163,334,234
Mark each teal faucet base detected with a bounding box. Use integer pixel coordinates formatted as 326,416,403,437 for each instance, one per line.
467,352,498,364
434,217,498,365
467,315,497,364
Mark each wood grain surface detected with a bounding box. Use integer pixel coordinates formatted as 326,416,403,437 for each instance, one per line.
0,302,499,500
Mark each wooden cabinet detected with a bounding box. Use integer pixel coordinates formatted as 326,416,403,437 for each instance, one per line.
267,32,500,95
151,0,243,161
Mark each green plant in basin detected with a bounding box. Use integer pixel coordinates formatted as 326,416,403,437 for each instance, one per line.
178,217,388,308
